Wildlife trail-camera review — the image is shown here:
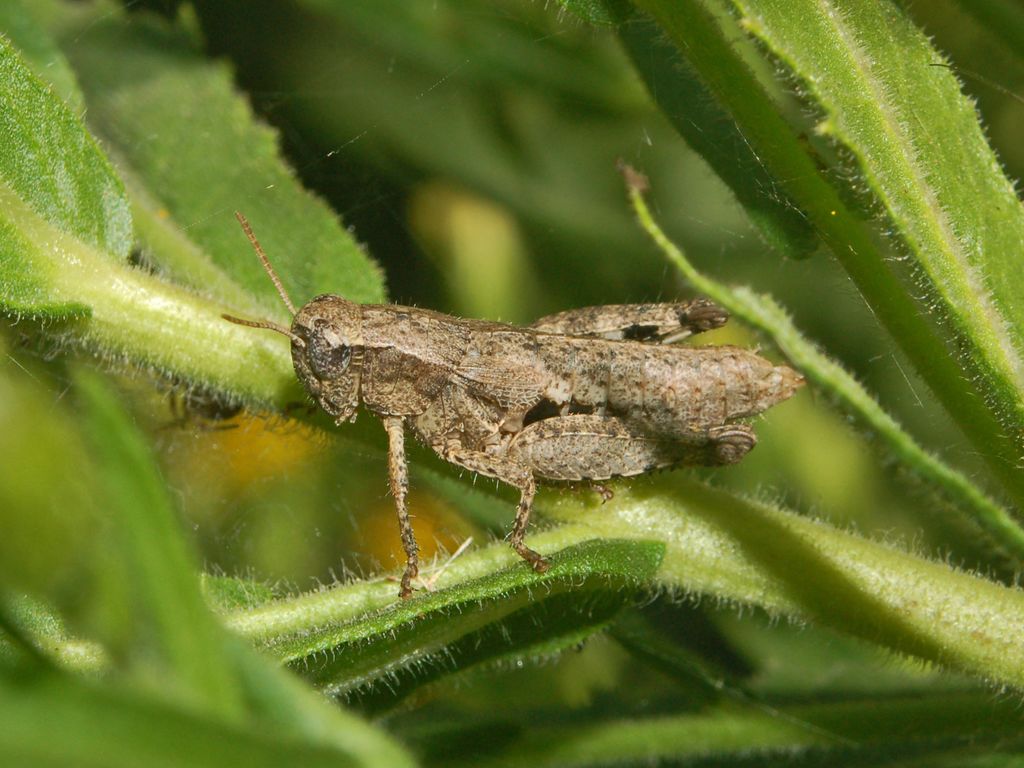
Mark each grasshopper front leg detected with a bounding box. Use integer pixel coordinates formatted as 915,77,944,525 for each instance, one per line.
530,298,728,343
383,416,420,598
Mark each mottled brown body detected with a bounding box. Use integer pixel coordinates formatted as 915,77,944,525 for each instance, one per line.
225,215,803,598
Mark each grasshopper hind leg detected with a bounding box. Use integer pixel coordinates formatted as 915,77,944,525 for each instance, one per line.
707,424,757,465
507,415,757,481
427,441,550,574
421,417,756,584
508,474,549,573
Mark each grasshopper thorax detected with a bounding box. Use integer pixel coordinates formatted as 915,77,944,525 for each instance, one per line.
291,294,364,423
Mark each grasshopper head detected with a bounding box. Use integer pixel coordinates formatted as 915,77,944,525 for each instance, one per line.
291,295,364,423
222,212,364,424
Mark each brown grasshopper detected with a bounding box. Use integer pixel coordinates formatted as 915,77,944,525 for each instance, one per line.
225,213,803,598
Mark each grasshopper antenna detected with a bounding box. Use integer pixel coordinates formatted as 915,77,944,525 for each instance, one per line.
235,211,297,315
222,212,305,347
221,313,305,347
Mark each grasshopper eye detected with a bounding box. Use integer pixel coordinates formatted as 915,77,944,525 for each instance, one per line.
307,319,352,380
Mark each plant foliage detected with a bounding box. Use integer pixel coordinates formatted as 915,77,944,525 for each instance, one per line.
2,0,1024,765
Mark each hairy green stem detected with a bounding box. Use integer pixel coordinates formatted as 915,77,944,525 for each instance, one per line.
1,181,300,407
547,479,1024,689
623,169,1024,563
216,477,1024,689
32,479,1024,691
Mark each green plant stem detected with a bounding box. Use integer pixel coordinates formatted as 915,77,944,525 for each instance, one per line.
1,181,300,407
623,169,1024,563
626,0,1024,511
222,523,605,645
215,478,1024,689
547,479,1024,689
30,480,1024,691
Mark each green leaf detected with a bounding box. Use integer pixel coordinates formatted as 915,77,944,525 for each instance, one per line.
0,2,386,409
190,0,694,313
567,2,821,258
0,0,83,110
224,642,418,768
438,690,1024,768
553,0,616,25
0,175,300,402
610,598,754,701
27,470,1024,691
228,539,662,708
73,368,246,717
545,477,1024,690
201,575,277,613
0,670,381,768
0,596,104,673
0,36,130,260
621,0,1024,507
730,0,1024,501
0,348,99,604
0,37,129,316
215,472,1024,692
0,355,415,767
44,2,386,311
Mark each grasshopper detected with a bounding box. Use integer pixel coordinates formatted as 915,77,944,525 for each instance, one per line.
225,213,803,598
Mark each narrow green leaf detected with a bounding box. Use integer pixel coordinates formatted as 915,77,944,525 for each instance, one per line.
0,596,104,674
0,37,129,315
347,588,636,714
444,691,1024,768
0,358,415,767
228,539,662,705
30,476,1024,691
74,368,245,718
0,347,100,603
225,642,418,768
218,469,1024,692
730,0,1024,499
623,168,1024,564
545,476,1024,690
625,0,1024,507
611,6,820,258
610,599,753,700
0,670,372,768
201,575,277,613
